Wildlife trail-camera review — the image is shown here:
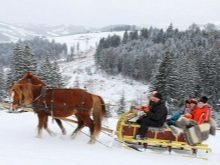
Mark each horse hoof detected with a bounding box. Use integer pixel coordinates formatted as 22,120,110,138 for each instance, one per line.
71,134,76,139
50,132,57,137
62,130,67,135
88,140,95,144
35,135,42,138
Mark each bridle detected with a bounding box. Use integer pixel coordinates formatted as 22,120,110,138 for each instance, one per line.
10,85,47,110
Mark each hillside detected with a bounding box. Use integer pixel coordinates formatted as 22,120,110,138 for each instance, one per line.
0,22,37,42
49,31,125,52
0,22,93,43
59,49,149,115
0,22,130,43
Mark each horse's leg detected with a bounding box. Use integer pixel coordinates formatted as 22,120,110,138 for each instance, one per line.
71,118,84,139
55,119,66,135
44,115,56,136
84,117,95,144
36,112,46,138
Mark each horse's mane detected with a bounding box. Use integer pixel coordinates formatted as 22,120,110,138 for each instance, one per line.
11,84,23,103
17,71,46,86
11,83,35,105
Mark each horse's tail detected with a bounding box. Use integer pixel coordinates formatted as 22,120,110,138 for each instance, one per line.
92,94,106,138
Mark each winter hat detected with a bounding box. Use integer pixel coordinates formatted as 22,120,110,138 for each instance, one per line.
185,99,190,104
200,96,208,103
153,91,163,100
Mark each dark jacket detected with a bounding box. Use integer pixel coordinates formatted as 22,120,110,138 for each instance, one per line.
146,100,168,126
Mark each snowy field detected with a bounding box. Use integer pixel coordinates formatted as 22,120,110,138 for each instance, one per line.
0,110,219,165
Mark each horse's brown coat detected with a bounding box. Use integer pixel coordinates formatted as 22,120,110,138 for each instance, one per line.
11,72,106,143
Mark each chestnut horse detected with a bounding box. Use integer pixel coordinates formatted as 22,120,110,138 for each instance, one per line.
11,83,105,143
14,72,106,137
13,72,66,135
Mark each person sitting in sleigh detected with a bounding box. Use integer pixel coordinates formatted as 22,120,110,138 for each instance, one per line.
134,91,168,140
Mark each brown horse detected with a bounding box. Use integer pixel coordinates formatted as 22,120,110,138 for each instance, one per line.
14,72,106,137
13,72,66,135
11,83,105,143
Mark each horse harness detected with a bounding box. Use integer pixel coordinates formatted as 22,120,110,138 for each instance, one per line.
29,86,89,114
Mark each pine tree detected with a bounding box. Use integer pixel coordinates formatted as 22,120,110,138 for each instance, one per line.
38,57,64,88
67,46,75,61
23,45,37,73
105,104,113,117
7,44,37,88
7,44,37,86
76,42,80,54
204,41,220,106
70,46,75,60
50,61,64,87
154,29,165,43
122,31,129,44
212,42,220,105
7,44,24,86
129,30,138,40
153,51,175,100
165,58,179,103
166,23,174,38
110,35,121,47
175,53,201,100
140,28,149,39
117,91,126,115
212,111,220,127
38,56,53,86
0,65,6,99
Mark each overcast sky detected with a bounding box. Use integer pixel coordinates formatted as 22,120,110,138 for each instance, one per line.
1,0,220,28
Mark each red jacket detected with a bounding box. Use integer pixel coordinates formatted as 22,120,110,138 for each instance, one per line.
191,104,211,124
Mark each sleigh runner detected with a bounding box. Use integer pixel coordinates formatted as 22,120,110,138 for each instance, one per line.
116,107,212,154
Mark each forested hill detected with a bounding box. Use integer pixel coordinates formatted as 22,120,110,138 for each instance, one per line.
95,23,220,109
0,37,67,66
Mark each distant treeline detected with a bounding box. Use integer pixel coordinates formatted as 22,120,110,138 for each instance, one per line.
95,23,220,110
0,37,66,99
0,37,68,66
101,25,137,32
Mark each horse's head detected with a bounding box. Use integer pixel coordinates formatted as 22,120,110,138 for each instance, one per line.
10,83,34,111
17,72,46,86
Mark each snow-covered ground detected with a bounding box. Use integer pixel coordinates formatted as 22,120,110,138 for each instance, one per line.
0,110,219,165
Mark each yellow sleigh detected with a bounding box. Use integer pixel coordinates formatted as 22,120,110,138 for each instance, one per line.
116,108,212,154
